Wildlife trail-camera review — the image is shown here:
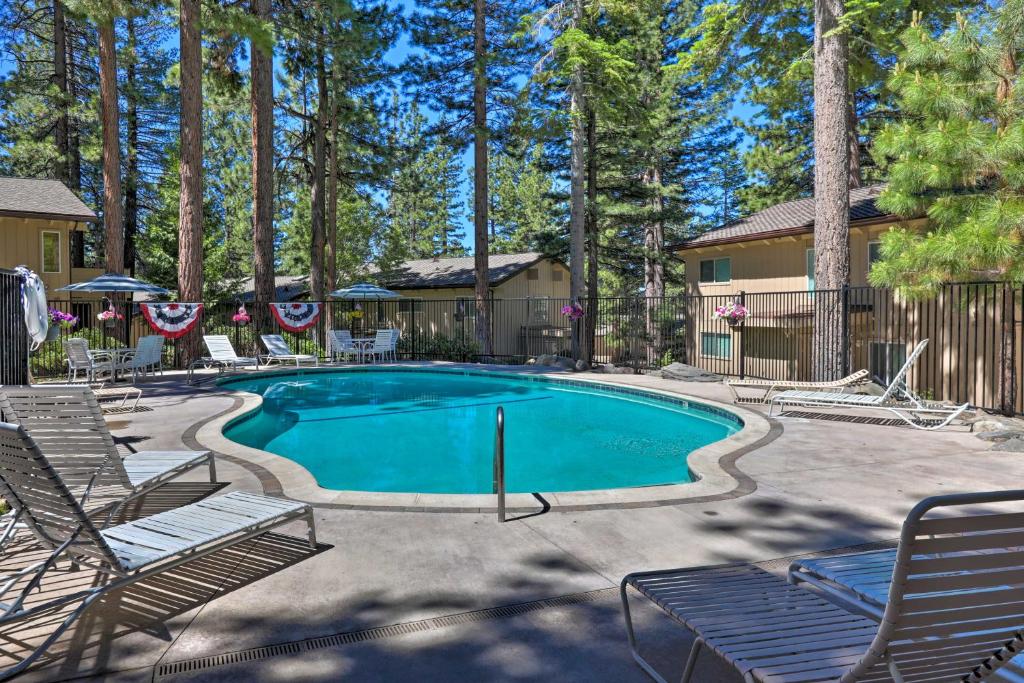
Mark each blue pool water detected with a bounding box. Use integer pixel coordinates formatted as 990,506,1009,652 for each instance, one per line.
221,370,741,494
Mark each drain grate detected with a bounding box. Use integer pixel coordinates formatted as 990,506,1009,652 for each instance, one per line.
154,587,619,679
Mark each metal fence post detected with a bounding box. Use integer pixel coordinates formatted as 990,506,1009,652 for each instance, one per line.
841,285,850,377
738,290,746,379
411,300,417,360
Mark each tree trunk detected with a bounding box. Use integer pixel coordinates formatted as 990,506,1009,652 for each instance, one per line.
644,167,665,367
568,2,586,362
811,0,850,381
473,0,492,357
67,19,81,192
310,44,327,305
98,17,123,275
584,107,598,366
178,0,204,364
251,0,274,338
53,0,69,186
124,17,138,275
327,83,339,294
847,94,862,189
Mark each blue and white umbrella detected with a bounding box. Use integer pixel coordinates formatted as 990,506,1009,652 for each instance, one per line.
329,283,402,300
56,272,170,295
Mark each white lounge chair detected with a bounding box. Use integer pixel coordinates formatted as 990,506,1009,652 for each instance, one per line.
63,338,113,383
0,385,216,545
0,420,315,679
621,488,1024,683
328,329,359,363
113,334,165,383
260,334,319,367
187,335,261,383
365,329,395,363
769,339,969,430
726,368,870,403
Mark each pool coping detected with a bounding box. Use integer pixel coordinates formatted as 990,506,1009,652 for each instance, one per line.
192,362,775,512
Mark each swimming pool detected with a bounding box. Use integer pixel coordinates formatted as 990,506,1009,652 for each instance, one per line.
221,369,742,495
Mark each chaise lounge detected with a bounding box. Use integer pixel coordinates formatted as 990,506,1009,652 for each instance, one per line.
621,488,1024,682
768,339,970,430
0,421,316,680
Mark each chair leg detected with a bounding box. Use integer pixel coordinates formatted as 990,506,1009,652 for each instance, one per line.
305,510,318,550
620,577,671,683
208,454,217,483
680,638,704,683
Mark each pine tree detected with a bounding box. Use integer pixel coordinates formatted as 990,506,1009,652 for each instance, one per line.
870,5,1024,412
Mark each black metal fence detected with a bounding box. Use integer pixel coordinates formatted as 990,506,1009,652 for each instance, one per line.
0,269,29,385
10,282,1024,414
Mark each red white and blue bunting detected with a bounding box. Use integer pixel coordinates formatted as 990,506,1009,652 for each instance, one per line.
269,302,322,333
140,303,203,339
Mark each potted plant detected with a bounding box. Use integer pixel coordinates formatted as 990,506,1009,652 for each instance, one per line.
97,306,124,328
232,304,251,327
561,303,585,321
45,308,77,341
712,301,749,327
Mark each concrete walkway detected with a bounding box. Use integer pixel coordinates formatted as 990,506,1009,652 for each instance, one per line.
2,366,1013,682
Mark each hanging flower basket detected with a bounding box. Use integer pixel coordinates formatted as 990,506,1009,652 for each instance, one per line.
45,325,61,342
97,308,124,329
712,302,749,327
561,303,585,321
232,304,251,327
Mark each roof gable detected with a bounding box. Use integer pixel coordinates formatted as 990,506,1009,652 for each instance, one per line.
373,252,554,290
0,177,97,222
676,184,890,249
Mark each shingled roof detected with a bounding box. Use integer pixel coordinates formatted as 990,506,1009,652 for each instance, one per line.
374,252,556,290
676,184,891,249
0,177,97,222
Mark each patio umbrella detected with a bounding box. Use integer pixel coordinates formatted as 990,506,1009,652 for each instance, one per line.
55,272,170,295
329,283,402,300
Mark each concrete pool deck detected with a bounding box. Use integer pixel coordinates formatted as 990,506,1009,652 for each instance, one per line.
2,363,1017,682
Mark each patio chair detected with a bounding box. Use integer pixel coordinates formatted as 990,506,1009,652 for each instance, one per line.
621,488,1024,683
113,334,165,383
726,368,870,403
89,381,143,413
366,329,395,364
0,384,215,546
0,420,315,680
260,334,320,367
63,338,113,383
187,335,261,383
328,329,359,363
389,328,401,362
769,339,969,430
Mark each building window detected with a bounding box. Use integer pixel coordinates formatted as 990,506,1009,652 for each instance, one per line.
551,269,563,282
700,332,731,359
870,341,907,385
698,258,731,284
41,231,60,273
806,248,815,292
456,297,477,319
398,299,425,314
70,230,85,268
527,268,539,281
867,241,882,273
527,297,551,324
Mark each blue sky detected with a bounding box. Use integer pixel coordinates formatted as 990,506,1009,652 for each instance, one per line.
0,0,756,252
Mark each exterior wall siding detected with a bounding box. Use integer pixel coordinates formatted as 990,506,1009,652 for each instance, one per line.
0,216,102,296
678,218,929,296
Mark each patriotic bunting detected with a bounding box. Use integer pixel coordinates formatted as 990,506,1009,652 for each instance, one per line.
270,302,322,333
140,303,203,339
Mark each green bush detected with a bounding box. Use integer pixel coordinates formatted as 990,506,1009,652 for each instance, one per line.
398,333,480,361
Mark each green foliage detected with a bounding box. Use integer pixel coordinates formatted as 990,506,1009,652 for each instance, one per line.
870,4,1024,296
397,332,481,361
